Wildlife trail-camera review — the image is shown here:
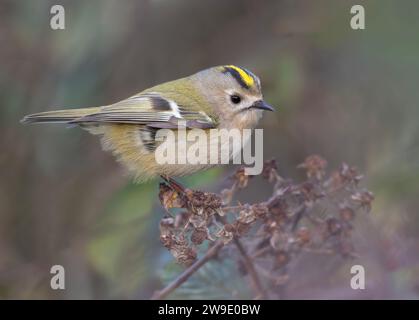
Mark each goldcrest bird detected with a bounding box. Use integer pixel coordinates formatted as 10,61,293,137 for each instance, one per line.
21,65,274,182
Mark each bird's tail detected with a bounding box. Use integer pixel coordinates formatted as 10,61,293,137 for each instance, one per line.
20,107,100,124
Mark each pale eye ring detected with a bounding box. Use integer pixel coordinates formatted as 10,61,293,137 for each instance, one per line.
230,95,241,104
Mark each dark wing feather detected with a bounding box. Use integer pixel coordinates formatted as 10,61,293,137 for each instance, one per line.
69,93,216,129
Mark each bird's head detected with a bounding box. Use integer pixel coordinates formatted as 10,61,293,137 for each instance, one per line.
192,65,274,129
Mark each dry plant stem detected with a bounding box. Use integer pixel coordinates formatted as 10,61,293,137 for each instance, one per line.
291,206,306,231
216,213,267,299
151,241,225,300
252,246,271,259
233,237,268,299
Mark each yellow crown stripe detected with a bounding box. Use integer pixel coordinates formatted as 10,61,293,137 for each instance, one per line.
225,65,255,88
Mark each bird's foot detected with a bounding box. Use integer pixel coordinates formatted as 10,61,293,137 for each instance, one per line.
160,175,186,195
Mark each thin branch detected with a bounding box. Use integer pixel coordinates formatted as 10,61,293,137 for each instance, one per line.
252,245,271,259
291,206,306,231
214,213,267,299
221,205,246,212
233,237,268,299
151,241,224,300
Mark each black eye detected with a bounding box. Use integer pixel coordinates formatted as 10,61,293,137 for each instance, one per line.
230,95,241,104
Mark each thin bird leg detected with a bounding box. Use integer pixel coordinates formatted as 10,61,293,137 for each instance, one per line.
160,175,186,195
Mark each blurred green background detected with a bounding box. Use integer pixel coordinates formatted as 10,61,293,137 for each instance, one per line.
1,0,418,299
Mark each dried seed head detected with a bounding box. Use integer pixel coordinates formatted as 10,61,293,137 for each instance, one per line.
159,183,186,210
224,223,235,233
233,167,250,189
329,163,364,190
268,197,288,218
339,206,355,221
191,227,208,245
186,190,223,211
296,227,311,245
216,226,234,244
234,221,252,236
188,212,209,228
298,155,327,179
159,219,175,247
238,207,257,224
263,218,279,234
160,234,175,249
175,246,197,266
351,190,374,212
252,203,269,219
262,159,278,182
339,163,364,184
297,181,325,202
326,217,342,236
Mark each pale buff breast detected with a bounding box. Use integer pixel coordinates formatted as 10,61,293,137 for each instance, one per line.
98,110,262,181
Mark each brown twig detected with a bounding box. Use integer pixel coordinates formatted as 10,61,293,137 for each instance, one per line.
221,205,245,212
151,241,224,300
214,212,267,299
252,245,271,259
233,237,268,299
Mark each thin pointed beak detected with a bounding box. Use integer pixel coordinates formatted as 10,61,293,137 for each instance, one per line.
250,100,274,112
